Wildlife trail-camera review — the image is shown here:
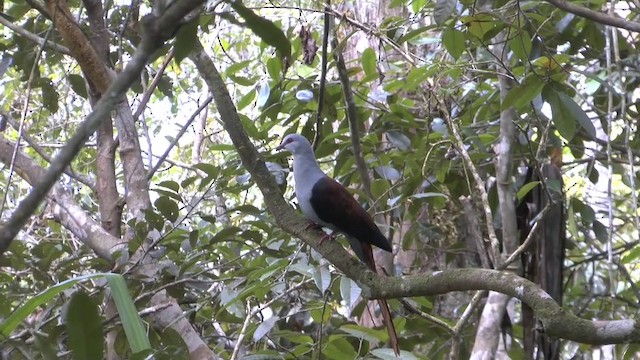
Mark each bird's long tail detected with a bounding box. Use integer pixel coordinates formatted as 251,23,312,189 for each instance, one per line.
358,240,400,356
377,298,400,356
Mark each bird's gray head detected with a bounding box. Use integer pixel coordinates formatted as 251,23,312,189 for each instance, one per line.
276,134,313,155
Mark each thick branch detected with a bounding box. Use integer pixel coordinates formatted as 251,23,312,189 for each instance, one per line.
544,0,640,33
45,0,113,93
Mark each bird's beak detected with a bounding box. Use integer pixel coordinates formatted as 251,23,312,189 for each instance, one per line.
275,143,285,151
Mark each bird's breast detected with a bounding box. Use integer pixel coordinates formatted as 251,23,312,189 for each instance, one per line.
294,178,331,228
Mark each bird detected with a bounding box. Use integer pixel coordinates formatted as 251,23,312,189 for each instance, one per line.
276,133,400,356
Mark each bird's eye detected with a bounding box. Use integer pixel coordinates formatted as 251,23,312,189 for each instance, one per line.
286,138,293,144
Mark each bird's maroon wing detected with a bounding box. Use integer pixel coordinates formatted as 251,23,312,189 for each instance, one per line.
309,177,391,252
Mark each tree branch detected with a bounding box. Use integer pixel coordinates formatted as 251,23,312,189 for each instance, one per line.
544,0,640,33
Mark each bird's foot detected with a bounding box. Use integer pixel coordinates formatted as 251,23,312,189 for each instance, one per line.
318,233,337,246
305,222,323,231
305,222,336,245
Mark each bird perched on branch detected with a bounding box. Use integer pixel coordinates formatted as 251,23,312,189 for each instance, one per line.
276,133,400,356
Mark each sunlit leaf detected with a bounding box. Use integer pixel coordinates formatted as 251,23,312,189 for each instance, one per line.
253,316,280,341
339,276,361,314
266,57,282,80
502,75,544,111
362,48,377,77
312,265,331,294
516,181,540,201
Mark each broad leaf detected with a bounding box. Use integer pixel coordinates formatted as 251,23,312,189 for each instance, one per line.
442,28,465,60
230,1,292,60
65,291,104,360
174,18,199,65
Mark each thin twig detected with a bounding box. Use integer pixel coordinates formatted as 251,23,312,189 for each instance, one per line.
313,1,331,148
133,48,176,120
146,96,213,180
443,111,501,267
0,16,71,55
4,117,95,188
332,38,373,199
501,203,553,268
448,290,487,360
399,298,454,334
0,27,51,216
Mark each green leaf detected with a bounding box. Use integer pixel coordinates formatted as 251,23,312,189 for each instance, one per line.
502,75,544,111
323,335,357,359
40,78,59,113
155,196,180,223
105,276,151,353
340,324,384,343
66,291,104,360
405,66,436,90
157,180,180,193
361,48,377,77
339,276,361,314
592,220,608,243
226,60,252,76
193,163,220,177
557,91,597,140
461,14,496,39
238,89,257,110
266,57,282,81
228,74,255,86
442,28,465,60
516,181,540,201
312,265,331,294
412,0,428,13
434,0,457,25
230,1,292,60
371,178,390,199
622,244,640,264
68,74,88,99
509,30,532,62
173,18,199,65
210,226,243,243
543,85,576,141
